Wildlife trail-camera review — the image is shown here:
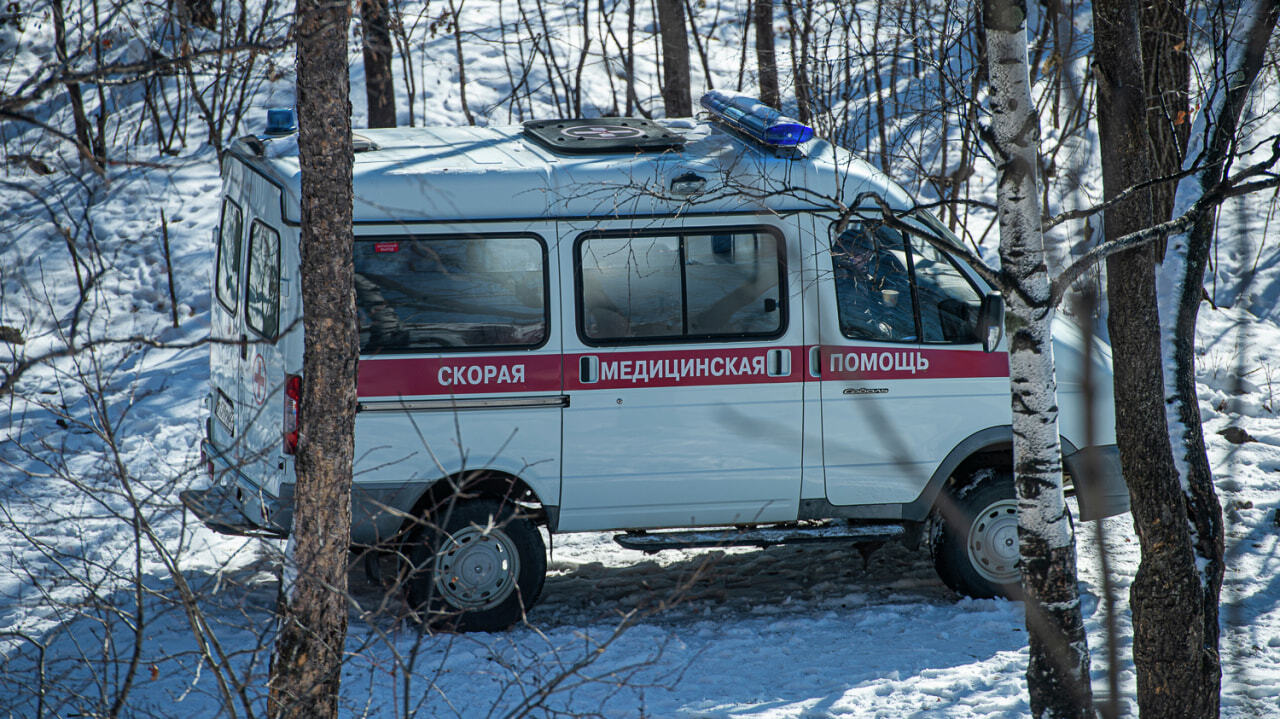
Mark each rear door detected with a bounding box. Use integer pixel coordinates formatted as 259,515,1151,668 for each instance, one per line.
557,217,805,531
210,198,244,457
237,173,289,496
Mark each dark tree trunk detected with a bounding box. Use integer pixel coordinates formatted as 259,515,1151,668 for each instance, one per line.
361,0,396,128
781,0,813,121
266,0,357,715
983,2,1093,715
1140,0,1189,235
656,0,692,116
1163,4,1280,715
754,0,780,109
51,0,101,173
181,0,217,30
1092,1,1210,717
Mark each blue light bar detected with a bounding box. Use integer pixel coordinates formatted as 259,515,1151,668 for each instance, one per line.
699,91,814,147
265,107,297,136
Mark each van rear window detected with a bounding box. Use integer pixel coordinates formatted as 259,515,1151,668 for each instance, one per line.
215,200,243,313
354,235,547,353
245,220,280,338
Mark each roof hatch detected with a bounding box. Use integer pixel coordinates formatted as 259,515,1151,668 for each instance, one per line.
522,118,685,155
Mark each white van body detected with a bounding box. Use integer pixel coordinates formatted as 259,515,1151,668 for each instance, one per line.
191,100,1128,629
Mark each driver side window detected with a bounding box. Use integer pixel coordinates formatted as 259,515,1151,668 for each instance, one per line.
830,218,984,345
831,224,916,342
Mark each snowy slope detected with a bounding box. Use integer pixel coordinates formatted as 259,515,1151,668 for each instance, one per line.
4,1,1280,717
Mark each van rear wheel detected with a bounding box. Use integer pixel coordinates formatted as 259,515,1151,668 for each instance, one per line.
405,498,546,631
930,467,1022,600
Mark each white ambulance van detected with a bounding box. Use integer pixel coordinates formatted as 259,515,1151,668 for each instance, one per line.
185,93,1129,631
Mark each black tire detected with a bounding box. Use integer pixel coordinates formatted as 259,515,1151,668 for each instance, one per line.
930,467,1022,600
405,498,546,631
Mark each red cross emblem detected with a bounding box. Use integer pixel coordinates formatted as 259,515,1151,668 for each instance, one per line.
559,124,645,140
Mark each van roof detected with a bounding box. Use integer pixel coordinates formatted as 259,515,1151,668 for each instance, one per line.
227,118,916,225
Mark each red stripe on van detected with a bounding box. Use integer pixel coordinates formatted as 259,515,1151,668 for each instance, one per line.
565,347,802,391
357,346,1009,397
819,345,1009,380
357,355,562,397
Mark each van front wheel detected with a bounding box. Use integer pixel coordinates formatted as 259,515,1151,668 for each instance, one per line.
405,499,546,631
930,468,1021,600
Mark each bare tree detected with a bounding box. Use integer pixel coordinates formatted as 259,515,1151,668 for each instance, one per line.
266,0,358,716
1141,0,1191,232
1156,2,1280,716
178,0,217,30
1093,1,1215,715
981,1,1092,715
361,0,397,128
656,0,693,116
755,0,780,109
50,0,102,172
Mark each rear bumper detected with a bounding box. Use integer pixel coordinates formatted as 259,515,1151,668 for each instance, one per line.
191,439,293,538
1064,444,1130,521
180,485,288,539
194,439,420,546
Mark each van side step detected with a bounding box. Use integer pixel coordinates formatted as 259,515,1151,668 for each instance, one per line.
613,521,907,553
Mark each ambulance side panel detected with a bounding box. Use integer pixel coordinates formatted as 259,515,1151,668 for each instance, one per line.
556,215,807,531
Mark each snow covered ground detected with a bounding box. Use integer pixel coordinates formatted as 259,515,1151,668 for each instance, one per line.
4,1,1280,717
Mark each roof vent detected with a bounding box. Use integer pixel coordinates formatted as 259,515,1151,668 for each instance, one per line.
352,133,379,152
522,118,685,155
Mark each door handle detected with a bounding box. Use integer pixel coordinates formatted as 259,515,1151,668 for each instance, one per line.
809,346,821,378
240,334,248,360
579,355,599,384
766,348,791,377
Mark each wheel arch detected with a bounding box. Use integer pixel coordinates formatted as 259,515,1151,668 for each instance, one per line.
397,469,554,542
898,425,1012,521
903,426,1084,522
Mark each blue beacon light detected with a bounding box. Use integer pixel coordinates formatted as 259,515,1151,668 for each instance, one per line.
265,107,298,136
699,91,814,147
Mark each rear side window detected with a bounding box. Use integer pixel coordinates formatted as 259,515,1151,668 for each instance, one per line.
215,200,243,312
245,220,281,338
577,229,784,343
353,235,547,353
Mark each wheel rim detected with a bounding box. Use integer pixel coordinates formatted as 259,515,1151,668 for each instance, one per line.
434,524,521,610
966,498,1020,584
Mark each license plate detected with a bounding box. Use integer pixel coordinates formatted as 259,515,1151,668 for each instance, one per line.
214,390,235,435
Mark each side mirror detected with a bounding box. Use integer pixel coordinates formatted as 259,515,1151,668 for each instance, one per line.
978,292,1005,353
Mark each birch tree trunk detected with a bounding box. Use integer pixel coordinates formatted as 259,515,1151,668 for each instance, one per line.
1157,3,1280,715
266,0,357,715
656,0,693,116
982,2,1092,716
1093,0,1210,715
